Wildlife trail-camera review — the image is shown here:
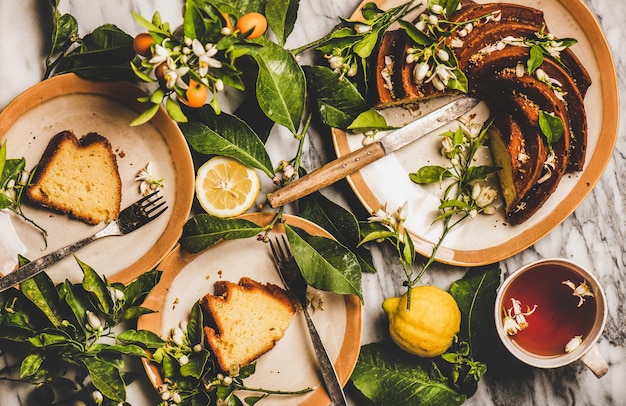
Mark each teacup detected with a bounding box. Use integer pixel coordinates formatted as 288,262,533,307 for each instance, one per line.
494,258,608,378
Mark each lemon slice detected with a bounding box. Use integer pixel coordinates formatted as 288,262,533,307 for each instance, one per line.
195,156,260,217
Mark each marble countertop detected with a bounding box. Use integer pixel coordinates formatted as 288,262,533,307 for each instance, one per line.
1,0,624,405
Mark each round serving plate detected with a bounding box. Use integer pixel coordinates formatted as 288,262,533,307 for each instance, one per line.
137,212,362,406
332,0,619,266
0,73,195,284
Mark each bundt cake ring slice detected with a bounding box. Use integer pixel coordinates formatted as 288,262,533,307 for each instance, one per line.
25,130,122,225
467,45,583,163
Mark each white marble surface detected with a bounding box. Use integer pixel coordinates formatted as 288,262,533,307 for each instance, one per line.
0,0,624,405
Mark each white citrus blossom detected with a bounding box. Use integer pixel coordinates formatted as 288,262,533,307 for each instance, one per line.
192,39,222,77
163,58,190,89
472,183,497,208
562,279,595,307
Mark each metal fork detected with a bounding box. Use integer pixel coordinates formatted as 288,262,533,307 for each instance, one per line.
269,236,348,406
0,191,167,292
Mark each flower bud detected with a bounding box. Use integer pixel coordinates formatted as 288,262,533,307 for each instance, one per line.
172,392,182,403
428,15,439,26
91,391,103,404
86,311,102,331
436,49,449,62
179,355,189,365
430,4,444,15
413,62,429,82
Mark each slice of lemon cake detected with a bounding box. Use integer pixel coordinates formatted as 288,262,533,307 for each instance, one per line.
26,130,122,225
201,277,297,372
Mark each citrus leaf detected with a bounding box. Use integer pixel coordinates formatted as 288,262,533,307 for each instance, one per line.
20,353,45,379
117,329,167,349
448,264,501,355
266,0,300,46
82,357,125,402
77,257,113,315
299,185,376,273
180,214,263,253
352,343,466,405
251,37,305,133
285,224,362,301
180,109,274,177
303,65,369,129
20,272,64,328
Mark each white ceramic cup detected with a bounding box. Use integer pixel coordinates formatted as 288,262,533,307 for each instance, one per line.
494,258,608,378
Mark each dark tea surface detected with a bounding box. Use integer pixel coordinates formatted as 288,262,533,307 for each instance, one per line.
503,263,597,356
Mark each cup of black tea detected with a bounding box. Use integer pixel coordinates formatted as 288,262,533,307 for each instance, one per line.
494,258,608,378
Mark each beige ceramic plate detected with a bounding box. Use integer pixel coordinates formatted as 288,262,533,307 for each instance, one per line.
333,0,619,266
138,213,362,406
0,74,195,284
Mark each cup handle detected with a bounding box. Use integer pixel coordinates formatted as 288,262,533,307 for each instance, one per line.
580,344,608,378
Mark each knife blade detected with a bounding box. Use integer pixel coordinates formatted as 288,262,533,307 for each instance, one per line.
267,96,481,208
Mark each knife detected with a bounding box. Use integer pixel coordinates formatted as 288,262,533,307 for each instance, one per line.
266,96,481,208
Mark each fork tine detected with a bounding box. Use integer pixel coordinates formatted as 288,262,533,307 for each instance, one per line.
148,205,168,220
135,190,160,205
144,200,167,215
142,193,164,207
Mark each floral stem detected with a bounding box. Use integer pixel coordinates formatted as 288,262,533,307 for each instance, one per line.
235,383,316,396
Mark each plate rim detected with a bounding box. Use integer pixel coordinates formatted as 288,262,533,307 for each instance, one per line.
0,73,196,283
332,0,620,266
137,212,363,406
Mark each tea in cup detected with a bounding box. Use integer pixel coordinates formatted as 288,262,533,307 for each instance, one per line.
494,258,608,377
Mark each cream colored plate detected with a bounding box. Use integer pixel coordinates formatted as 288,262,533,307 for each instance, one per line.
333,0,619,266
137,213,362,406
0,74,195,284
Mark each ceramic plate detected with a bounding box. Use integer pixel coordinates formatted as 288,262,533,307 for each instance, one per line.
0,74,195,284
333,0,619,266
137,213,362,406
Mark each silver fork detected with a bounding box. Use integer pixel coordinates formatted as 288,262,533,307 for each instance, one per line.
0,191,167,292
269,236,348,406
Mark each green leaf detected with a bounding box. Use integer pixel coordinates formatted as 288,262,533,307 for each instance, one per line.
117,329,167,349
0,141,6,182
265,0,300,46
180,108,274,177
180,349,211,378
165,97,188,123
352,343,466,405
303,65,369,129
20,353,45,379
77,257,113,315
49,11,78,56
347,109,390,133
448,264,501,355
285,224,362,301
251,37,305,133
121,269,162,311
187,302,204,345
409,165,451,184
399,19,434,47
82,357,126,402
180,215,264,253
538,110,564,146
89,343,148,358
527,44,544,74
55,24,135,81
130,103,160,126
299,185,376,273
464,165,500,184
20,272,64,328
60,280,89,333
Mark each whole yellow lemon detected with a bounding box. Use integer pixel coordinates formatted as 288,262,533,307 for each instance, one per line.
382,285,461,357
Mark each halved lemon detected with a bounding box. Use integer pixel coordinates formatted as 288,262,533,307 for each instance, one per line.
195,156,260,218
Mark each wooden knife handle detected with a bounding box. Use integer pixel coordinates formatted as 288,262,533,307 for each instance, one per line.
267,142,386,208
